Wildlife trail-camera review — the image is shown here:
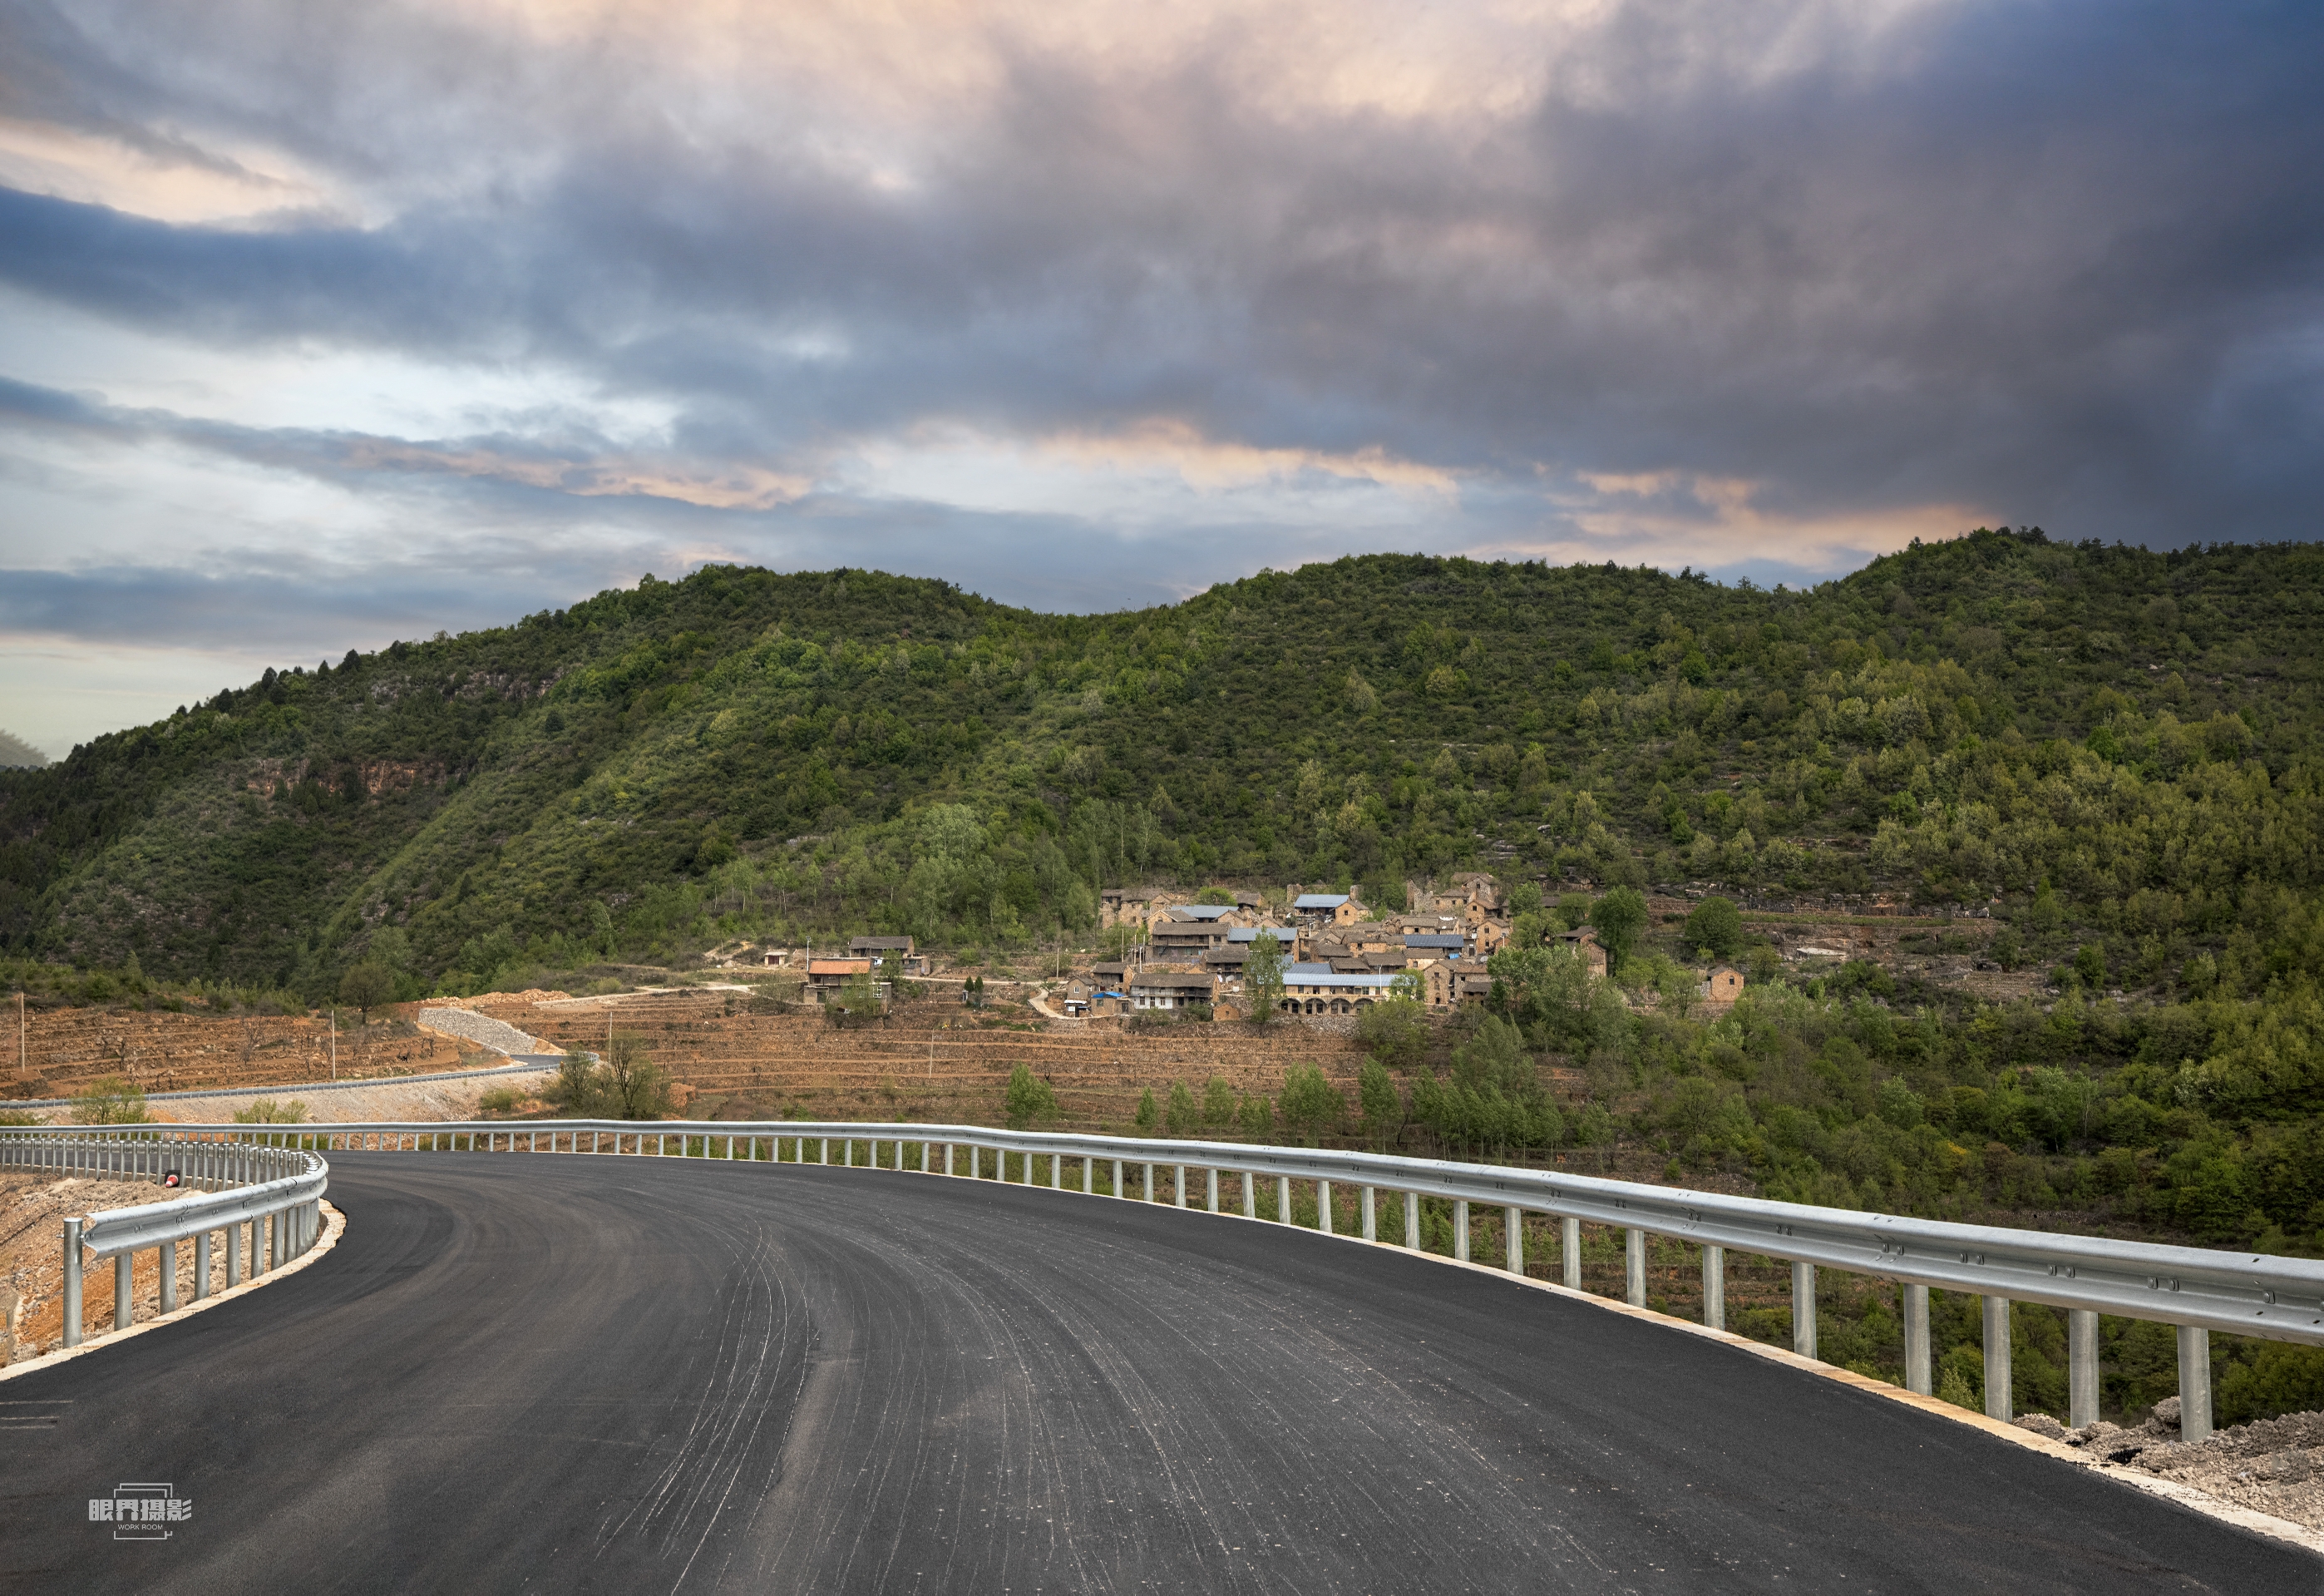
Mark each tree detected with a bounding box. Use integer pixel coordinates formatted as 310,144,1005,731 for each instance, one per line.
1004,1062,1058,1128
1237,1092,1275,1139
1590,887,1647,966
602,1032,674,1119
1357,1056,1404,1149
1134,1086,1159,1133
1244,931,1285,1023
1278,1064,1344,1145
1201,1074,1237,1128
2075,943,2108,988
338,960,394,1022
1356,992,1428,1071
553,1048,602,1113
1685,897,1744,961
72,1077,151,1125
1165,1080,1199,1134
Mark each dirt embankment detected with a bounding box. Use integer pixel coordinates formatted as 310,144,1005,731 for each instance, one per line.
5,1004,476,1102
0,1174,230,1363
477,990,1384,1129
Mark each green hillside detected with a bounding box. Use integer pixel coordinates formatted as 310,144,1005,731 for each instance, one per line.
2,531,2317,1000
9,529,2324,1419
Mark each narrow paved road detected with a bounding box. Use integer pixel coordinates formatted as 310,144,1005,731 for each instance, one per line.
1,1154,2312,1593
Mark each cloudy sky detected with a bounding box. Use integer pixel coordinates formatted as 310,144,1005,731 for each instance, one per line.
2,0,2320,754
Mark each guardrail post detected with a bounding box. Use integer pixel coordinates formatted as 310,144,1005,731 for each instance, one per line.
1318,1180,1334,1235
160,1239,179,1315
1454,1200,1469,1261
1902,1284,1931,1393
2066,1309,2098,1427
1276,1174,1291,1225
1625,1229,1646,1307
116,1253,133,1333
1792,1262,1816,1359
1207,1168,1219,1213
1703,1245,1724,1329
1504,1206,1522,1273
1562,1217,1579,1289
2178,1325,2212,1441
62,1218,83,1348
1361,1186,1377,1241
1115,1159,1127,1198
1174,1164,1187,1208
226,1218,242,1287
1404,1190,1420,1251
195,1230,211,1301
1984,1297,2012,1420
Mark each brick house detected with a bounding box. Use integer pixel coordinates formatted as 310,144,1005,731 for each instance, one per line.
1129,970,1217,1011
848,935,930,976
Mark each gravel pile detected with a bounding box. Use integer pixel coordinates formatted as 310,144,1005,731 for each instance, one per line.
416,1007,548,1056
2016,1398,2324,1529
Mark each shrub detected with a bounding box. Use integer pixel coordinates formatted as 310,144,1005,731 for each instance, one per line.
1004,1062,1058,1128
1134,1087,1159,1133
71,1077,151,1125
234,1099,310,1124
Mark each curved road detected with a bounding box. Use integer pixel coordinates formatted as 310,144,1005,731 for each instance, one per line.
1,1154,2312,1592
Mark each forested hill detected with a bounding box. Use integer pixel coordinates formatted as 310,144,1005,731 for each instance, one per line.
0,531,2318,1002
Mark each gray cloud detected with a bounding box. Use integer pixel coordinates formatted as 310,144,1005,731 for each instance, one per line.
0,0,2319,703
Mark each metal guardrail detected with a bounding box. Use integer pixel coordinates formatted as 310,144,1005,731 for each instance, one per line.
1,1132,328,1350
15,1119,2310,1440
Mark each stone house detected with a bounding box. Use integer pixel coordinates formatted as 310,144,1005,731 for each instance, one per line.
1700,966,1744,1005
1553,927,1610,979
1100,887,1178,929
1403,933,1464,966
1422,958,1493,1009
1290,891,1370,927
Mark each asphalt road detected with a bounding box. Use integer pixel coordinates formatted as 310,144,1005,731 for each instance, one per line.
2,1154,2314,1593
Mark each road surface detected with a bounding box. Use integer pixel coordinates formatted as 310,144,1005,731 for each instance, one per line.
0,1153,2311,1592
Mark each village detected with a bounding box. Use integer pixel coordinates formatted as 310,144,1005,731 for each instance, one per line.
751,873,1749,1024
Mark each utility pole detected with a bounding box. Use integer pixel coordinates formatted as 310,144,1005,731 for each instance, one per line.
330,1009,337,1081
16,990,22,1078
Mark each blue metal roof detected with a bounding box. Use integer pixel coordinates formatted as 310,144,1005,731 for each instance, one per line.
1280,971,1401,990
1293,893,1350,908
1226,926,1290,942
1404,934,1465,948
1174,904,1236,920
